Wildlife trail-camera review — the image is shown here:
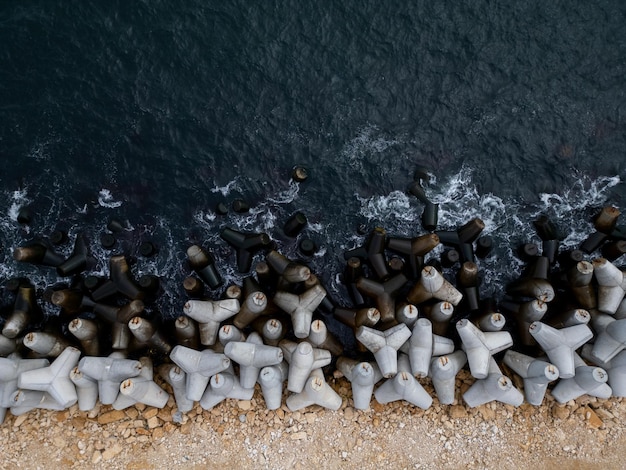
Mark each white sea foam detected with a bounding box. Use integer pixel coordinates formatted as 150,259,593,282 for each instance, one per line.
341,125,400,172
210,177,241,196
97,189,123,208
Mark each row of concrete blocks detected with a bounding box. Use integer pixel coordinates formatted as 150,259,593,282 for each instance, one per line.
1,311,622,423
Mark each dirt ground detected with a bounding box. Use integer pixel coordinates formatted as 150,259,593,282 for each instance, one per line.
1,369,625,470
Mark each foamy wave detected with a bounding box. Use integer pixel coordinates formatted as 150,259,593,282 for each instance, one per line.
7,189,31,222
98,189,123,208
341,125,400,172
210,177,241,196
357,190,421,230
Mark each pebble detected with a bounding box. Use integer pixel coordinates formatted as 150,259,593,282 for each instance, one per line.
290,432,307,440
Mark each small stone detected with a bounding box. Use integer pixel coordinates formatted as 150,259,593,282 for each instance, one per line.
143,408,159,419
344,407,355,421
180,422,192,435
291,432,307,440
92,451,102,464
152,427,164,440
585,407,603,429
102,444,123,461
52,437,66,448
13,415,28,428
98,410,126,425
146,416,161,429
238,400,252,411
449,405,467,419
552,405,570,420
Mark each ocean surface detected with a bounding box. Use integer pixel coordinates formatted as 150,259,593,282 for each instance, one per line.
1,1,625,324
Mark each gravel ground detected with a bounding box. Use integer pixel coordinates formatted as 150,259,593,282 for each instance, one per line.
1,370,625,470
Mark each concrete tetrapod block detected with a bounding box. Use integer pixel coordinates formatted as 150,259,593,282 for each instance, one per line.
581,344,626,397
259,318,284,346
373,354,432,410
528,321,593,379
68,318,100,356
258,361,289,410
286,369,342,412
169,345,231,401
591,318,626,363
308,320,343,357
199,370,254,410
279,340,332,393
407,266,463,306
77,354,143,405
336,357,383,410
396,304,419,328
356,323,412,378
158,364,194,413
219,324,246,347
17,346,81,408
9,389,66,416
456,319,513,379
402,318,454,378
273,284,327,338
593,258,626,314
502,350,559,406
224,332,283,389
233,291,268,329
69,366,99,411
0,334,17,357
183,299,240,345
551,357,612,404
0,355,49,423
477,313,506,332
114,357,170,410
429,350,467,405
463,358,524,408
22,331,71,358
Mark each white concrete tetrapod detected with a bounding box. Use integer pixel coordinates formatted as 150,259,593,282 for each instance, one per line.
273,284,327,338
233,291,268,329
477,313,506,332
551,357,612,404
396,304,419,328
219,324,246,347
258,361,289,410
456,319,513,379
77,354,143,405
502,350,559,406
158,364,194,413
17,346,81,408
69,366,99,411
591,318,626,363
403,318,454,378
199,370,254,410
114,357,169,410
9,389,66,416
279,340,332,393
373,354,432,410
183,299,240,345
528,321,593,379
0,334,17,356
169,345,231,401
224,332,283,389
407,266,463,306
463,358,524,408
68,318,100,356
336,357,383,410
286,369,342,412
429,350,468,405
593,258,626,314
22,331,71,358
356,323,412,378
308,320,343,356
581,344,626,397
0,355,49,423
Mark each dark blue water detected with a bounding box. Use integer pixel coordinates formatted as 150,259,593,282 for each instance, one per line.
1,1,625,317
